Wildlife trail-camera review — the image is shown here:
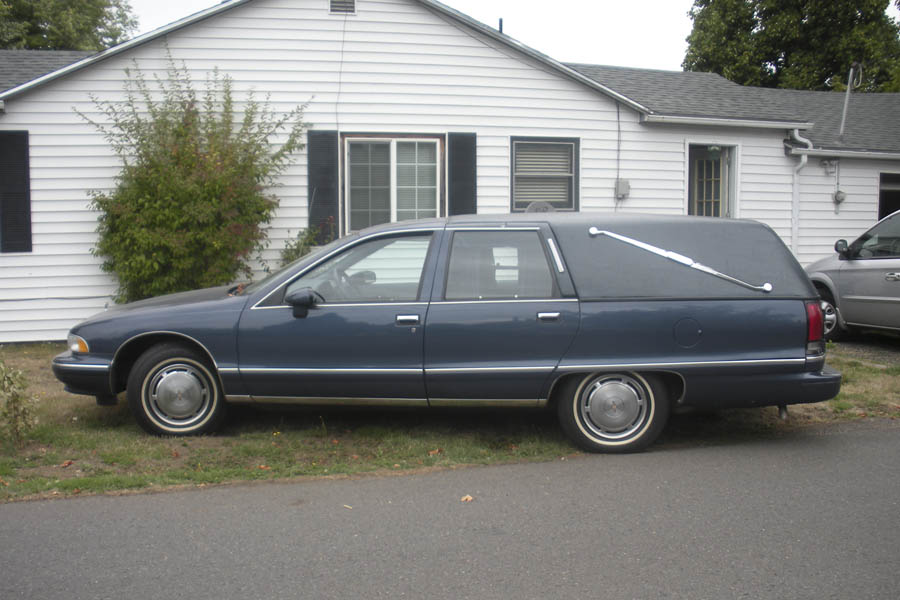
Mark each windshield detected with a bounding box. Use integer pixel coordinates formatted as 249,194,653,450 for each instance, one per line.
238,236,350,295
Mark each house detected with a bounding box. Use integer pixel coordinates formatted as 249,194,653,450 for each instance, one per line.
1,0,898,343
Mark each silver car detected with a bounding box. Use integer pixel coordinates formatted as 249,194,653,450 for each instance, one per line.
805,210,900,339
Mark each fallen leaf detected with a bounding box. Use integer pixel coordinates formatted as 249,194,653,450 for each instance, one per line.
60,460,74,468
72,488,81,495
331,439,340,445
508,444,519,450
350,454,360,460
258,465,271,470
170,449,180,459
343,505,353,510
393,463,401,468
0,477,8,487
460,495,474,503
428,448,442,456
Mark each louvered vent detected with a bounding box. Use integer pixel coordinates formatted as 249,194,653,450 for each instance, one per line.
330,0,355,14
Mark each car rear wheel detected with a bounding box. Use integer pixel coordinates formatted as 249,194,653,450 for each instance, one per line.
557,372,669,453
127,343,226,436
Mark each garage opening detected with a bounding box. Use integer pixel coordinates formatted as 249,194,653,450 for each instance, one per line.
880,173,900,219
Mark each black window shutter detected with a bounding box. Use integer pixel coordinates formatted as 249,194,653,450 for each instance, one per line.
307,130,339,241
0,131,32,253
447,132,476,216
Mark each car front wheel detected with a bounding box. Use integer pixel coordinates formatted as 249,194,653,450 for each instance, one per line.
127,343,226,436
557,372,669,453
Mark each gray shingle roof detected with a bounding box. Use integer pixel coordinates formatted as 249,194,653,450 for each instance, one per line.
567,63,900,155
0,49,94,94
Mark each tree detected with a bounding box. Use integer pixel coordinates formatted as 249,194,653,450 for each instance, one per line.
683,0,900,91
0,0,137,50
79,57,307,303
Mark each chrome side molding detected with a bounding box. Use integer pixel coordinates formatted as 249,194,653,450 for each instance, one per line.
588,227,773,293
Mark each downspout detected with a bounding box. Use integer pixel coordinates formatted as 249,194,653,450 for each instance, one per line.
790,129,814,253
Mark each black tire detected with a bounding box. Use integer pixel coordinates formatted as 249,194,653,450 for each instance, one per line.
816,287,846,341
557,372,670,453
127,343,226,436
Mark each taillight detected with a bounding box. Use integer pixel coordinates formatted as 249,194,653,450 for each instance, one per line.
805,301,825,355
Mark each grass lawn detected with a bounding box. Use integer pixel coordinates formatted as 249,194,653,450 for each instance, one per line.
1,341,897,502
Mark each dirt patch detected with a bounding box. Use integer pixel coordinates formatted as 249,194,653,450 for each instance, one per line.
831,334,900,368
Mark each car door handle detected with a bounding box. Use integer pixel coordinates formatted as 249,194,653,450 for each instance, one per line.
396,314,420,325
886,272,900,282
537,312,561,321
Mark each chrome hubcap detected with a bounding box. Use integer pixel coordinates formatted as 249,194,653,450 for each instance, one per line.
580,375,648,440
148,363,210,427
821,300,837,335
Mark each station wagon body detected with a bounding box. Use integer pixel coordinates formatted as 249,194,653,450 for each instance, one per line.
53,213,841,452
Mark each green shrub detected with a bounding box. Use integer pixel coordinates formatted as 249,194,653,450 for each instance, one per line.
279,216,337,267
80,56,308,302
0,360,35,447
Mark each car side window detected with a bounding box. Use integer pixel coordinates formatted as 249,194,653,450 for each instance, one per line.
285,234,432,303
851,214,900,258
445,231,558,300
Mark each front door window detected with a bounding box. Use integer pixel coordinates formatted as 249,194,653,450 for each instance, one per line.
689,145,732,217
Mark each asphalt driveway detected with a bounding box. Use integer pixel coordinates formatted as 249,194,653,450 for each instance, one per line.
2,419,899,600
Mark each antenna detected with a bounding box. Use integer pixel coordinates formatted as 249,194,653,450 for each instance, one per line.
838,62,862,140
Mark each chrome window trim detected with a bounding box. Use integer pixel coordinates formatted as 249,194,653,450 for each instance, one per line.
251,301,428,310
556,358,805,371
251,227,440,310
431,298,578,305
445,226,541,231
546,237,565,273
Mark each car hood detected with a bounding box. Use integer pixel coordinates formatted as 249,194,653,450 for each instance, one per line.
805,254,840,274
78,285,240,325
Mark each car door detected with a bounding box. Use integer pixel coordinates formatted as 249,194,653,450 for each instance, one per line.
423,226,579,405
839,212,900,330
236,229,439,403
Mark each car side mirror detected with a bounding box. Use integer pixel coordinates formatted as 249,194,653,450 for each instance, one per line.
285,287,321,318
834,239,849,258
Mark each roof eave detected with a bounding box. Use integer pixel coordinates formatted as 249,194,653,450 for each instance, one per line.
642,114,812,130
788,147,900,161
0,0,254,102
417,0,651,115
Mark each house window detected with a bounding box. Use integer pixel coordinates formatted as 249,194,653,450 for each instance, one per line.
330,0,355,14
344,136,441,232
511,137,579,212
0,131,32,253
689,145,733,218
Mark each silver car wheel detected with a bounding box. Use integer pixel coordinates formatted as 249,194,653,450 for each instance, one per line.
820,300,838,336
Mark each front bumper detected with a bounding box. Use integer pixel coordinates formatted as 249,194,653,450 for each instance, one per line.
51,351,113,397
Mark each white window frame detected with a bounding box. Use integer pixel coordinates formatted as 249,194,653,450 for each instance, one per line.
683,139,741,219
342,136,443,233
510,137,579,212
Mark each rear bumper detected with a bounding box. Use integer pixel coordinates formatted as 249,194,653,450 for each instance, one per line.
51,351,113,397
681,366,841,409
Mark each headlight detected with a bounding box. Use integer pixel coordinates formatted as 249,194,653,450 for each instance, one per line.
67,333,90,354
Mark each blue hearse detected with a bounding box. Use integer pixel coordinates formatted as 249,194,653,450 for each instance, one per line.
53,213,841,452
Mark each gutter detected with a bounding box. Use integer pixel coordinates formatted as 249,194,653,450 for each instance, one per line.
787,147,900,160
790,129,814,253
643,114,812,130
